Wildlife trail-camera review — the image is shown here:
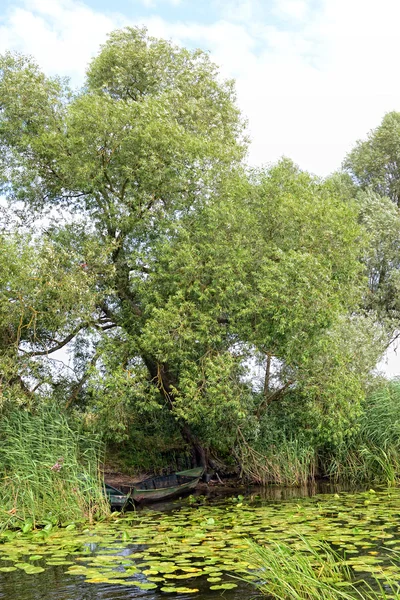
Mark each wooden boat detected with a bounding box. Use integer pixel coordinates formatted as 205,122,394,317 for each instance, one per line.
126,467,204,504
104,483,130,510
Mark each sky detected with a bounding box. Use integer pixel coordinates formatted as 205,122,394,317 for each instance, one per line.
0,0,400,375
2,0,400,176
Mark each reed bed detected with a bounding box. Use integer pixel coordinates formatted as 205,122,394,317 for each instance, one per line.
325,381,400,485
236,428,316,486
243,538,400,600
242,538,363,600
0,407,109,530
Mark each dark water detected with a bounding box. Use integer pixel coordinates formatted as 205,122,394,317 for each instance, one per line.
0,571,253,600
0,482,397,600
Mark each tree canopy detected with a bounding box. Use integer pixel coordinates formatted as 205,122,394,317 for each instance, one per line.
0,27,389,470
344,112,400,207
345,112,400,340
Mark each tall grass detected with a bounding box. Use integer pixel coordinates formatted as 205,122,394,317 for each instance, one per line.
237,434,316,486
239,381,400,486
0,406,109,530
324,381,400,485
242,538,362,600
243,538,400,600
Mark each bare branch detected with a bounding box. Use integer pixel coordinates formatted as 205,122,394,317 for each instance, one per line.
255,380,294,419
21,324,87,357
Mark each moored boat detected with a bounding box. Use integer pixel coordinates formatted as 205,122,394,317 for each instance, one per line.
123,467,204,504
104,483,130,510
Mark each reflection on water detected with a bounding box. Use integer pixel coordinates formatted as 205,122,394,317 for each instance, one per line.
0,564,255,600
248,480,371,502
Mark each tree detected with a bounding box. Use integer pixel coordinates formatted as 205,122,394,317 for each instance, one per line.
136,160,370,450
0,29,372,466
0,27,246,461
344,114,400,340
344,112,400,207
0,232,103,409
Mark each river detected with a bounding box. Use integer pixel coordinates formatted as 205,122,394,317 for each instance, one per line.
1,484,399,599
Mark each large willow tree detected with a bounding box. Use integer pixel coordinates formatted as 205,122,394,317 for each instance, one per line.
0,28,375,465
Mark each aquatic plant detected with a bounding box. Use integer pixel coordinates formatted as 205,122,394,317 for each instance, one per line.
2,487,400,595
236,429,316,486
0,406,109,530
242,538,360,600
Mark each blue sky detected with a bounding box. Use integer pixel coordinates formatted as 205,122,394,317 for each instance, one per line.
0,0,399,372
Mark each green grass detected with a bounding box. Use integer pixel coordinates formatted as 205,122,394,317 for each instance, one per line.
242,536,400,600
242,538,400,600
236,428,316,486
0,406,109,530
242,538,362,600
239,381,400,486
324,381,400,485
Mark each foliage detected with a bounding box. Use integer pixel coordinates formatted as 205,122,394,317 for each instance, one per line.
344,114,400,342
0,232,100,409
135,161,367,451
0,28,247,452
0,406,109,528
292,314,387,445
344,112,400,206
0,28,391,476
357,190,400,332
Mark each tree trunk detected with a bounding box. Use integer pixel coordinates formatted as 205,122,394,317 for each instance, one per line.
182,423,207,469
143,355,207,469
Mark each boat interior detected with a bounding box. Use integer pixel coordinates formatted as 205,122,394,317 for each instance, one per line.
136,472,195,490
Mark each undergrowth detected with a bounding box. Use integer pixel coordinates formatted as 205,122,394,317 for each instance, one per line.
236,381,400,486
324,381,400,485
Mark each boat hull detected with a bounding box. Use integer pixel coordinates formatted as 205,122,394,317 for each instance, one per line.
104,483,130,509
128,467,204,504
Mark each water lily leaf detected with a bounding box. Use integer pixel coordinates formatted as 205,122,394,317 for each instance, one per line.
15,562,33,570
23,566,45,574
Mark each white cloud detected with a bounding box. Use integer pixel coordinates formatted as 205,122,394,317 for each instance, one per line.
140,0,182,7
272,0,309,21
0,0,127,82
1,0,400,176
215,0,255,22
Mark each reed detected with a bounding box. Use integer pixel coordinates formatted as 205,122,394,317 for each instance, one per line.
236,428,316,486
325,381,400,485
243,538,400,599
0,406,109,530
242,538,364,600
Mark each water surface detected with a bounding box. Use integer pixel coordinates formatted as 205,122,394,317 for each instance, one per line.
1,484,399,599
